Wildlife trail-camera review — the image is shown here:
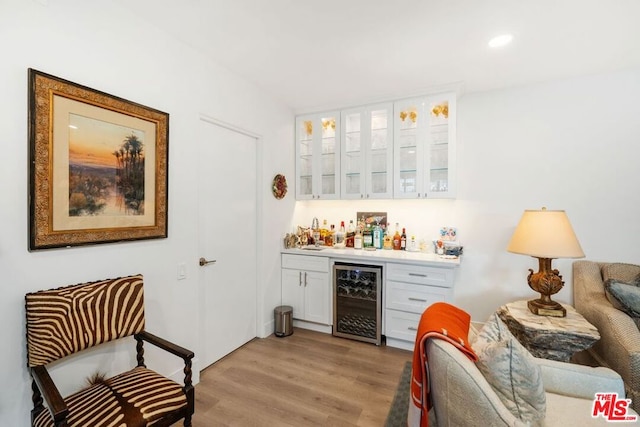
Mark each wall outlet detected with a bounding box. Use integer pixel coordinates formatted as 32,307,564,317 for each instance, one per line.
177,263,187,280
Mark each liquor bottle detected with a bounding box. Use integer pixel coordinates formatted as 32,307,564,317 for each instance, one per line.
325,224,334,247
409,235,417,252
392,223,402,250
401,228,407,250
354,227,363,249
347,220,356,235
335,221,346,246
320,219,329,244
383,223,393,250
373,222,383,249
363,224,373,248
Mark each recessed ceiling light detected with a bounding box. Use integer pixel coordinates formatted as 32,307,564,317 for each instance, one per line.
488,34,513,48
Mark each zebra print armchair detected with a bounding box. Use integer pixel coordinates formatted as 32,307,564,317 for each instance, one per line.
25,274,195,427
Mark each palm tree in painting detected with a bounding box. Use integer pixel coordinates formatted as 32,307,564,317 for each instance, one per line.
113,134,145,214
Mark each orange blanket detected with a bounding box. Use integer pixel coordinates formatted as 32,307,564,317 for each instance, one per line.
409,302,478,427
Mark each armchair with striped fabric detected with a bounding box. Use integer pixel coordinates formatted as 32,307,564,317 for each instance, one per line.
25,274,194,427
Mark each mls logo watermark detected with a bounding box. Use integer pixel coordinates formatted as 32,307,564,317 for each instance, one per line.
592,393,638,422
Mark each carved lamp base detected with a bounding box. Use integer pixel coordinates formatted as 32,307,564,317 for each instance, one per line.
527,257,567,317
527,298,566,317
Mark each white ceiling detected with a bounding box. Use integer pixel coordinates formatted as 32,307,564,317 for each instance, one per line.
116,0,640,113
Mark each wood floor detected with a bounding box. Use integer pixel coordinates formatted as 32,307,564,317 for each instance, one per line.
193,328,412,426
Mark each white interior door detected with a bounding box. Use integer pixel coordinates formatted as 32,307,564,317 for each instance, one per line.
197,117,257,369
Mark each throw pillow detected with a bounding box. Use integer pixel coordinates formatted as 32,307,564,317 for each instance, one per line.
604,278,640,320
473,314,546,425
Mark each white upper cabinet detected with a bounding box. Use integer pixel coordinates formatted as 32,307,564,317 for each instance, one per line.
295,112,341,200
393,93,456,199
340,103,393,199
295,92,456,200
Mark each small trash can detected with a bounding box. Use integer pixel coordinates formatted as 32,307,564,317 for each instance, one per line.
274,305,293,337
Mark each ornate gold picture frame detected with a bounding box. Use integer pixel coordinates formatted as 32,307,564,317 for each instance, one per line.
28,69,169,250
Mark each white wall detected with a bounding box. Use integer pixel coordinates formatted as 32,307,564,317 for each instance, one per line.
0,1,294,425
2,2,640,426
293,68,640,322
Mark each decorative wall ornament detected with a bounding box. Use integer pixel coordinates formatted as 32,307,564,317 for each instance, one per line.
272,174,288,199
28,69,169,250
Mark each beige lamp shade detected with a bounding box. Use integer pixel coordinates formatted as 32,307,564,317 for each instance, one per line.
507,208,585,259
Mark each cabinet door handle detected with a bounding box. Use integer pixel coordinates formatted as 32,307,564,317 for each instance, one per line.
304,272,308,287
417,193,420,198
408,297,427,302
407,326,418,331
299,271,302,286
409,273,427,278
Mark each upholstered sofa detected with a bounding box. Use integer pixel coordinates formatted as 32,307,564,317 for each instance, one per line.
573,260,640,412
424,322,637,426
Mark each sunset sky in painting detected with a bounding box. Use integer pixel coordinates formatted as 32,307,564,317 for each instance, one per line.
68,113,145,168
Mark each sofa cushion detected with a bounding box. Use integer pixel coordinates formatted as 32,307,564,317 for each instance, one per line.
474,313,546,424
602,263,640,283
604,278,640,325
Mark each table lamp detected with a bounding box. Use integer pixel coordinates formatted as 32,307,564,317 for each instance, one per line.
507,208,585,317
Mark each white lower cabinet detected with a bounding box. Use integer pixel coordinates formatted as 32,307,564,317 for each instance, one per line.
280,251,457,346
384,262,454,350
281,254,331,325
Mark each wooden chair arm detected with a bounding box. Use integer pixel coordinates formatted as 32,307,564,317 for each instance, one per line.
31,365,69,423
134,331,194,362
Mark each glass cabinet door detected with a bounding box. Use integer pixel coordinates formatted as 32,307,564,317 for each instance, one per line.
393,93,456,199
425,96,455,198
296,118,314,198
393,98,426,198
341,110,364,198
295,113,340,200
319,114,339,199
367,106,392,198
340,104,392,199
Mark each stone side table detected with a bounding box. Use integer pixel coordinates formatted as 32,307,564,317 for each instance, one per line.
496,300,600,362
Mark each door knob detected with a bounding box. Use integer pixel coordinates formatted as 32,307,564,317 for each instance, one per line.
199,257,217,266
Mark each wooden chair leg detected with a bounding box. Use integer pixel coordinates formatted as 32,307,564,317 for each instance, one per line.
31,379,44,425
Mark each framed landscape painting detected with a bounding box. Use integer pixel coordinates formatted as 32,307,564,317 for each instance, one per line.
28,69,169,250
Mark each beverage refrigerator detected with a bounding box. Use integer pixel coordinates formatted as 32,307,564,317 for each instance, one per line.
333,262,382,345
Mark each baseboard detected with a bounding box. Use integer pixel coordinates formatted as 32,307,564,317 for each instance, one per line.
292,319,332,334
260,318,275,338
386,337,414,351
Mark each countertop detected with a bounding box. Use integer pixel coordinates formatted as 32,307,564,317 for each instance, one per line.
281,246,461,267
